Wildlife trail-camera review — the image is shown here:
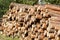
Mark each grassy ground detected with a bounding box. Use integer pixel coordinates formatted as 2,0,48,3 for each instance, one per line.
0,34,19,40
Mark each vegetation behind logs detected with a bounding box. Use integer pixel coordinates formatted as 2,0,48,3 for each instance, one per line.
44,0,60,5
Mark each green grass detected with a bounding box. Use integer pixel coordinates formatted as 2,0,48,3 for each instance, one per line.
0,34,19,40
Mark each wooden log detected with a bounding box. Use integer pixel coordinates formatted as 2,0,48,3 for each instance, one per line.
45,4,60,11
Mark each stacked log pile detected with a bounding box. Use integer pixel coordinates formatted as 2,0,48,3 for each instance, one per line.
0,3,60,40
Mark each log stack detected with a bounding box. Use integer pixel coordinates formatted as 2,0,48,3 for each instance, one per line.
0,3,60,40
